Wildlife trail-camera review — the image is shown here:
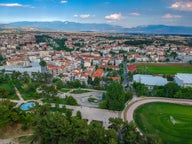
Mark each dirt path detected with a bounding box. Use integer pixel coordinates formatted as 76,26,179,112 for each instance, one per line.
14,86,24,101
124,97,192,123
0,134,33,144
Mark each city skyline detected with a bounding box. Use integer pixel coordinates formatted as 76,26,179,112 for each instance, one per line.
0,0,192,28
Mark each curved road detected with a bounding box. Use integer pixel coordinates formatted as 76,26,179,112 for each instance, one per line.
124,97,192,123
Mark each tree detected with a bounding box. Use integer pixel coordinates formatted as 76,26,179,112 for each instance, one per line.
109,118,124,132
65,96,78,105
125,90,133,102
170,51,178,59
87,75,93,85
53,78,63,90
40,85,58,99
105,82,125,111
188,60,192,65
39,60,47,67
92,77,101,89
70,117,88,143
0,100,23,128
33,112,72,144
164,82,180,98
133,82,150,97
88,121,106,144
39,60,47,73
175,87,192,99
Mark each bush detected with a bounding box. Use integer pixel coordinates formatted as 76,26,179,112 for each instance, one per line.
65,96,78,106
21,124,28,131
88,97,98,103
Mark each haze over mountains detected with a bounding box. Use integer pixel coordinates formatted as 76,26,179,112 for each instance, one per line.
1,21,192,35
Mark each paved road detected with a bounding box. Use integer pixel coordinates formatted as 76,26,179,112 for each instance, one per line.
124,97,192,123
122,61,129,87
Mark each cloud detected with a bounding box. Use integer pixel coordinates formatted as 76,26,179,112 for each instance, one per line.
105,13,122,20
170,2,192,11
73,14,78,17
61,0,67,4
162,13,182,19
73,14,93,19
80,14,91,18
130,12,140,16
0,3,34,8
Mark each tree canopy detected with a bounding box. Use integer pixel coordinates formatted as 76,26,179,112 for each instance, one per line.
105,82,125,111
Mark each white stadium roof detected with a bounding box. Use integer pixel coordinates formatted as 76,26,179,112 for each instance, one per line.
133,74,168,86
175,73,192,84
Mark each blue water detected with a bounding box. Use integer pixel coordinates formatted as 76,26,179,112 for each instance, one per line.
20,102,35,111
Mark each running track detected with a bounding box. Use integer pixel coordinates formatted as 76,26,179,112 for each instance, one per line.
124,97,192,123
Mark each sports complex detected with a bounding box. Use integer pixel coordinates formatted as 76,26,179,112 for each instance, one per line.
124,98,192,144
128,63,192,74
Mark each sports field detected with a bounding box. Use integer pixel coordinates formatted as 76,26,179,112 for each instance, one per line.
134,102,192,144
135,63,192,74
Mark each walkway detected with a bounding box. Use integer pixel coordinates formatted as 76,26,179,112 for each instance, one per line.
50,103,120,128
14,85,24,101
124,97,192,123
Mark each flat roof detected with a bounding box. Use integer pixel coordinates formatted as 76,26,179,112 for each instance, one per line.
175,73,192,84
133,74,168,86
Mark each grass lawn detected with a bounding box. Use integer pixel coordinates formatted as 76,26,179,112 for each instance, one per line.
136,64,192,74
60,88,70,93
71,89,90,94
43,97,67,104
134,102,192,144
0,83,18,100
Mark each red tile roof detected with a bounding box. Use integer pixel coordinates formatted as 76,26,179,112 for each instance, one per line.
92,69,104,78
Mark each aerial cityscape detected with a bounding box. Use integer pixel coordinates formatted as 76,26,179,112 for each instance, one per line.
0,0,192,144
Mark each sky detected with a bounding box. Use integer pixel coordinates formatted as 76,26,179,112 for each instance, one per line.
0,0,192,27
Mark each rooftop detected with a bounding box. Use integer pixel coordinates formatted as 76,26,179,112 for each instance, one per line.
92,69,104,78
175,73,192,83
133,74,168,86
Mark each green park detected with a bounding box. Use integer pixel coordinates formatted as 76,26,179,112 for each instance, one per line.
134,102,192,144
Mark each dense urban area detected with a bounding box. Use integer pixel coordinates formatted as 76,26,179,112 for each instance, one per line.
0,31,192,144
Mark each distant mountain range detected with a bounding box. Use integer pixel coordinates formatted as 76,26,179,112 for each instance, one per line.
1,21,192,35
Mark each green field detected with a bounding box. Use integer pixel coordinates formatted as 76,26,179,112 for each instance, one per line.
134,102,192,144
136,64,192,74
0,83,18,99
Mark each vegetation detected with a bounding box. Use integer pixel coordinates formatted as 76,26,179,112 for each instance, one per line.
0,74,18,99
43,96,78,105
136,64,192,74
39,60,47,67
71,89,90,94
31,105,150,144
0,54,5,65
100,82,131,111
124,40,153,47
53,38,72,51
119,63,124,81
133,82,192,99
59,88,70,93
88,97,98,103
65,80,86,88
134,102,192,144
0,100,32,129
35,35,52,44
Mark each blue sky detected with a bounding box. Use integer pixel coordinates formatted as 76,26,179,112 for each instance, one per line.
0,0,192,27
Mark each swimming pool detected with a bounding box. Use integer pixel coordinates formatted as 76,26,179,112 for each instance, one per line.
20,102,35,111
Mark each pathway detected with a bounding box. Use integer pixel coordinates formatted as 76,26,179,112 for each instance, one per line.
14,86,24,101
